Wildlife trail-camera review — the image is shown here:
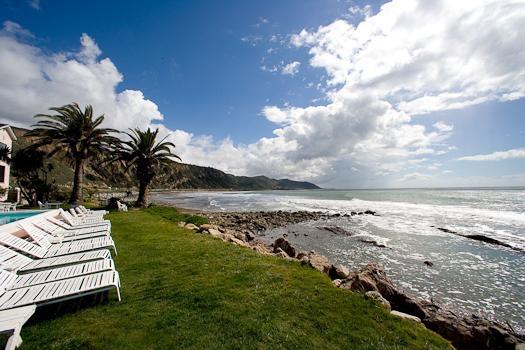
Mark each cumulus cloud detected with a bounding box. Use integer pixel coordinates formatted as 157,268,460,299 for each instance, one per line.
281,61,300,76
2,0,525,187
457,148,525,161
0,22,163,130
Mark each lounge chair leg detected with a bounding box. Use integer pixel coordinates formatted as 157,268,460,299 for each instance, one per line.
113,246,118,256
116,286,121,302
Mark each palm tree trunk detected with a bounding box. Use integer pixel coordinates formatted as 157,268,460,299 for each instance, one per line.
69,158,84,205
136,179,149,208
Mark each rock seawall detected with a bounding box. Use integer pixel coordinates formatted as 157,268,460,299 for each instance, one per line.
178,210,524,350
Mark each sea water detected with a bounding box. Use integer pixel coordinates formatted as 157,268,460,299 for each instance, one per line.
152,188,525,331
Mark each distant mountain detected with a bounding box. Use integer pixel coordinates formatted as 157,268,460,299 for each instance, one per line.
11,127,320,191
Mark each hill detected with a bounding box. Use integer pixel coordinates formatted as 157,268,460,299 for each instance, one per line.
11,127,320,191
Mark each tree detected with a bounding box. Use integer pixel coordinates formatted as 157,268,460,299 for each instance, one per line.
11,147,56,206
117,128,180,208
26,103,120,205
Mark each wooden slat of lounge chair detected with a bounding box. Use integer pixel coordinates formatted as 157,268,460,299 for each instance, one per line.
0,271,120,310
0,233,47,259
11,260,114,289
47,217,110,234
19,250,112,272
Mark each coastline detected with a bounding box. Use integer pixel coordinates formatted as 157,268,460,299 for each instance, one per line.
156,197,525,350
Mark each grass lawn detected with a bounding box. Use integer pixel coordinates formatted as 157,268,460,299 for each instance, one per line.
19,207,452,349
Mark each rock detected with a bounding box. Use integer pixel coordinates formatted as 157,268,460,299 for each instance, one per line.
296,251,308,260
365,291,391,310
332,279,344,287
317,226,352,236
177,221,186,227
185,223,199,230
252,244,272,255
298,255,310,265
208,228,223,238
274,247,290,259
273,238,297,258
424,260,434,267
341,263,525,350
329,264,350,280
391,310,421,323
516,343,525,350
200,229,209,234
229,236,248,247
364,210,378,216
199,223,218,232
307,252,331,275
245,231,255,241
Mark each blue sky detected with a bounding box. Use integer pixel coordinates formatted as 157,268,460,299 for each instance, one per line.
1,0,525,188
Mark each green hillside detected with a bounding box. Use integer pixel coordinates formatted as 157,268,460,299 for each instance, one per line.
11,127,320,191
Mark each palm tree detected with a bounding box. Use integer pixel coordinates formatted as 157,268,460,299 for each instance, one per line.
26,103,120,205
117,128,180,208
0,146,11,163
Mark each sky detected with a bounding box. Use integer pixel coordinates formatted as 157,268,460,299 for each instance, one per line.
1,0,525,188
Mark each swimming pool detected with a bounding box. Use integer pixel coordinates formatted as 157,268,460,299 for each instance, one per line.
0,211,42,225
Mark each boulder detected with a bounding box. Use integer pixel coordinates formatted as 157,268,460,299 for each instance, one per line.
332,279,344,287
365,291,391,310
274,247,290,259
273,238,297,258
199,223,219,232
185,223,199,230
341,263,525,350
424,260,434,267
244,231,256,241
177,221,186,227
329,264,350,280
252,244,272,255
208,228,223,238
228,236,248,247
307,252,331,275
391,310,421,323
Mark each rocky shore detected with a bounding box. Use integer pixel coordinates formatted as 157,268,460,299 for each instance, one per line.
176,210,524,350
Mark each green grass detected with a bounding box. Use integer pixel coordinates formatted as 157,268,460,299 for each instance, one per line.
145,204,209,226
20,208,452,349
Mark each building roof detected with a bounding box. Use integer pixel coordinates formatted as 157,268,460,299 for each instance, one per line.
0,125,17,141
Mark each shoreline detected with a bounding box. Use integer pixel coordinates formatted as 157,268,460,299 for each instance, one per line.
162,200,525,350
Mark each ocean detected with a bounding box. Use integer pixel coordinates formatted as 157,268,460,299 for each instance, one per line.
152,187,525,331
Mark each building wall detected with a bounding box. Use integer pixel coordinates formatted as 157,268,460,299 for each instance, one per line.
0,128,13,201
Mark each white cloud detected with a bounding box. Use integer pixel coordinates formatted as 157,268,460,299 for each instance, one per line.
281,61,301,76
457,148,525,161
2,0,525,188
0,22,163,130
433,121,454,132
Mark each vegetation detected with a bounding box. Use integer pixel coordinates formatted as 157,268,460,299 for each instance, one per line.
26,103,119,205
115,128,180,207
146,204,208,226
11,147,57,206
20,207,451,349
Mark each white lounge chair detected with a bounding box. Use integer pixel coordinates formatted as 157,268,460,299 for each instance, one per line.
37,201,47,210
0,269,121,310
79,205,107,216
74,206,106,218
0,245,112,273
68,209,105,224
117,201,128,212
0,230,117,259
0,305,36,350
33,220,109,241
48,217,110,234
59,209,109,229
20,223,115,253
7,259,115,289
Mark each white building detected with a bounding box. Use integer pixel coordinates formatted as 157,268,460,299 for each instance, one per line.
0,124,17,201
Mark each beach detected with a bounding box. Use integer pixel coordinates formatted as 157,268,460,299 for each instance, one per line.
152,188,525,333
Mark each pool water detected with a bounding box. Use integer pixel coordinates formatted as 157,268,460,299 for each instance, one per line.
0,211,41,225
